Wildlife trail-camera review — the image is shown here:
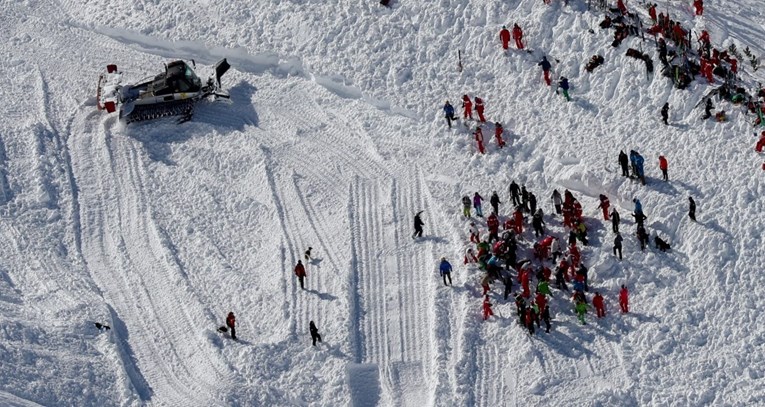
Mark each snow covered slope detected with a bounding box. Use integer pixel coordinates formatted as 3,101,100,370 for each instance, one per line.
1,0,764,405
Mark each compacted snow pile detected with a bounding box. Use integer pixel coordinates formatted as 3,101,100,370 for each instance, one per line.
1,0,764,405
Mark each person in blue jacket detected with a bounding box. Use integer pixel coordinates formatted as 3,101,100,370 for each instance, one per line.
633,198,643,215
439,257,453,286
557,76,571,101
538,57,552,86
443,101,457,128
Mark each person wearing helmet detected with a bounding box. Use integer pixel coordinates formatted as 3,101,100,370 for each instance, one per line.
439,257,453,286
499,25,511,50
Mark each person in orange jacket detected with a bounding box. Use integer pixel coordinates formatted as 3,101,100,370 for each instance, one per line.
474,97,486,122
294,260,307,290
483,295,494,320
462,95,473,119
494,122,506,148
619,285,629,313
659,155,668,181
693,0,703,16
499,25,511,50
226,312,237,340
474,127,486,154
593,292,606,317
512,24,524,50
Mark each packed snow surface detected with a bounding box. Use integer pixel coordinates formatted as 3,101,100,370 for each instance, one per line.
1,0,764,405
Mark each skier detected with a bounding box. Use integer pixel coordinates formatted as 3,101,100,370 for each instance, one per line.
474,127,486,154
593,292,606,318
598,194,610,220
494,122,506,148
661,102,669,125
413,211,424,238
512,24,525,50
619,285,629,313
509,180,521,206
310,321,322,346
490,191,501,215
557,76,571,101
613,233,623,260
304,247,313,261
611,208,620,233
462,195,472,217
473,192,485,217
619,150,630,177
295,260,307,289
538,56,552,86
575,299,590,325
443,101,458,128
226,311,237,340
483,295,494,320
659,155,668,181
551,189,562,215
462,95,473,119
439,257,453,286
474,97,486,122
693,0,703,16
688,196,697,221
532,209,545,237
499,25,511,50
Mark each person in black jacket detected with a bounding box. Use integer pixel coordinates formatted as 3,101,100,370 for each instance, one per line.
310,321,322,346
613,233,623,260
490,191,501,215
619,150,629,177
529,192,537,215
661,102,669,125
509,181,521,206
688,197,697,221
413,211,424,238
541,305,551,333
611,208,621,233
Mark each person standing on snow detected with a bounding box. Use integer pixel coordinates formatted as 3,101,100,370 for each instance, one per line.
755,131,765,153
474,127,486,154
551,189,563,215
529,192,538,215
593,292,606,318
693,0,703,16
473,192,485,217
487,212,500,242
688,196,697,221
611,208,620,233
226,312,237,340
309,321,322,346
509,181,521,206
475,97,486,122
613,233,623,260
512,24,525,50
439,257,453,286
659,155,668,181
575,299,590,325
295,260,307,290
557,76,571,101
521,185,530,212
619,150,630,177
619,285,629,313
483,295,494,320
490,191,501,215
413,211,425,238
633,198,643,216
462,95,473,120
541,304,552,333
538,56,552,86
304,247,313,262
532,209,545,237
443,101,458,128
493,122,506,148
598,194,610,221
661,102,669,125
462,195,472,217
499,25,511,50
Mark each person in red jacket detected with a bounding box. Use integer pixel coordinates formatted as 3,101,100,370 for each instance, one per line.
513,207,524,234
494,122,506,148
520,268,531,298
474,127,486,154
226,312,237,340
693,0,703,16
462,95,473,119
294,260,307,290
756,131,765,153
474,97,486,122
700,57,714,83
512,24,524,50
617,0,627,15
487,212,500,242
598,194,610,221
648,3,657,23
482,295,494,320
499,25,511,50
592,292,605,318
659,155,668,181
619,285,629,313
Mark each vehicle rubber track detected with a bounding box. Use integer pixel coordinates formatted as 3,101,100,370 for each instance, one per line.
123,99,195,124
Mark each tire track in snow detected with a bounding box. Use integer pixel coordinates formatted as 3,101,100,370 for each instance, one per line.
70,109,233,406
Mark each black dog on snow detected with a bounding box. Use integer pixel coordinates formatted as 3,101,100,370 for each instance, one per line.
655,236,671,252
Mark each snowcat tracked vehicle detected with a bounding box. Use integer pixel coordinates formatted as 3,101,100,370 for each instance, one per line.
97,59,231,124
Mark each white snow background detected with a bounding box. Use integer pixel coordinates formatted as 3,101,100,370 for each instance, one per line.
1,0,764,405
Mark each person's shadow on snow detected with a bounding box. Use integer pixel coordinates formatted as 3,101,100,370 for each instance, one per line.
306,289,338,301
414,236,449,244
310,258,323,266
